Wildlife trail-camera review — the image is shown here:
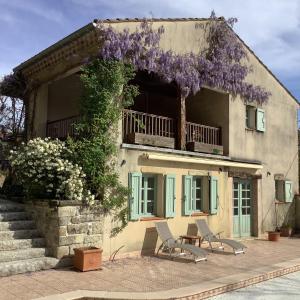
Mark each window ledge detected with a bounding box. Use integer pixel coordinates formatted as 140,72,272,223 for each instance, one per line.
140,217,165,221
245,127,256,132
191,212,209,217
275,200,287,205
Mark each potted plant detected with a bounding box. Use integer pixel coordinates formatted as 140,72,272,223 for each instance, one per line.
280,223,293,237
267,230,280,241
73,247,103,272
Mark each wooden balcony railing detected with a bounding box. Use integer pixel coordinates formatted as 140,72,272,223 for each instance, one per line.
46,110,223,154
46,116,80,139
186,121,222,146
122,109,175,139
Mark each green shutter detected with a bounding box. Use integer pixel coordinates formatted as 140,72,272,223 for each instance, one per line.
210,176,218,215
256,108,266,132
128,173,141,220
165,174,176,218
183,175,193,216
285,181,293,203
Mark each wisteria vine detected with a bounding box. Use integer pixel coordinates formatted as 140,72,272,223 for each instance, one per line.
95,12,270,102
0,12,271,103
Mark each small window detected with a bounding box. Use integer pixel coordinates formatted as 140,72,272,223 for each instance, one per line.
193,177,202,211
275,179,293,202
275,180,284,201
246,105,256,129
141,174,157,216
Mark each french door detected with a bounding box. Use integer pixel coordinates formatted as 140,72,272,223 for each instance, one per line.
233,179,252,237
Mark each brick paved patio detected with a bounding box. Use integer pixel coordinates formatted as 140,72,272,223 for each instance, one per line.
1,237,300,300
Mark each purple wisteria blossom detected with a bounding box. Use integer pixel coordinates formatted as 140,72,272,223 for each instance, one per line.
95,13,271,103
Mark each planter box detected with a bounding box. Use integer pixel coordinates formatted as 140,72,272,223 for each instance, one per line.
280,227,293,237
126,133,175,149
73,247,102,272
186,141,223,155
267,231,280,242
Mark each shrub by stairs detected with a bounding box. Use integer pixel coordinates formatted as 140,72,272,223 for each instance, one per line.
0,198,58,276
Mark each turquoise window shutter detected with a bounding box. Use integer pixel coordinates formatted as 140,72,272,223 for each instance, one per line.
128,173,142,220
165,174,176,218
256,108,266,132
183,175,193,215
210,176,218,215
284,181,293,203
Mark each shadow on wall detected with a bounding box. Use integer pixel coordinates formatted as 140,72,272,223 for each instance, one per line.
141,227,158,256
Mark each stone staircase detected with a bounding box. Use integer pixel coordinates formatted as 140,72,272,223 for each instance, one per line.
0,199,58,276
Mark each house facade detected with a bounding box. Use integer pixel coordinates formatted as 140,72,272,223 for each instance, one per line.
15,18,299,258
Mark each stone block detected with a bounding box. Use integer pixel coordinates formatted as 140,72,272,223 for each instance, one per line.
91,222,103,234
57,207,78,217
55,246,70,259
71,214,103,224
83,234,102,244
67,223,89,235
58,226,67,236
58,216,71,226
59,235,84,246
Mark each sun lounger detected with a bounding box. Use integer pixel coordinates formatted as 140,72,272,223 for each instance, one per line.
155,221,207,263
195,219,246,255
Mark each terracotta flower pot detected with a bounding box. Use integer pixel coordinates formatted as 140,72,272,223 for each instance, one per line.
73,247,103,272
267,231,280,241
280,227,293,237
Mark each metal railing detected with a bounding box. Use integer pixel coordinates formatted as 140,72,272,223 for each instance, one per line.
186,121,221,146
122,109,175,139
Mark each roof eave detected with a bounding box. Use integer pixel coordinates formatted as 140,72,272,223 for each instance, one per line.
13,22,96,73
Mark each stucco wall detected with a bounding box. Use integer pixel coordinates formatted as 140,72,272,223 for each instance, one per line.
48,74,81,122
228,46,299,232
24,19,299,257
187,88,230,155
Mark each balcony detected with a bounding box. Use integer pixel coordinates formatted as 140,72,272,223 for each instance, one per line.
46,109,223,155
122,109,175,149
186,122,223,155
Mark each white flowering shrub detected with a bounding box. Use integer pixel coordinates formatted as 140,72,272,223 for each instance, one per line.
9,138,95,202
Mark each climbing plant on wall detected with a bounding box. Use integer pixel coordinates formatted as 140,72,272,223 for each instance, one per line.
95,11,271,102
67,59,139,235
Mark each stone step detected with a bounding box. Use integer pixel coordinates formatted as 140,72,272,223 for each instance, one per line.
0,229,41,240
0,203,25,212
0,248,47,263
0,220,36,231
0,257,59,277
0,238,46,251
0,211,31,222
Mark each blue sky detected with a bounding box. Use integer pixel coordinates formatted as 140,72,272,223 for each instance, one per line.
0,0,299,101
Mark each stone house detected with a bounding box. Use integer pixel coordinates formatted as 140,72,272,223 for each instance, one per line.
13,18,299,261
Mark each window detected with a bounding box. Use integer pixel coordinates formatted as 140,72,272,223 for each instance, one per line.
246,105,256,129
275,179,293,203
193,177,202,211
141,175,156,215
246,105,266,132
183,175,219,215
129,173,157,220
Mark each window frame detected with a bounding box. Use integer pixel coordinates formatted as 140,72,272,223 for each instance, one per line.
140,174,157,217
245,105,256,130
191,176,203,213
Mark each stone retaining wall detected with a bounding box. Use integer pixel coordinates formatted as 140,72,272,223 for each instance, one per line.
24,200,104,261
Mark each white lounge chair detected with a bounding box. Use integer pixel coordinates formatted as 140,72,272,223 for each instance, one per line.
195,219,246,255
155,221,207,263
